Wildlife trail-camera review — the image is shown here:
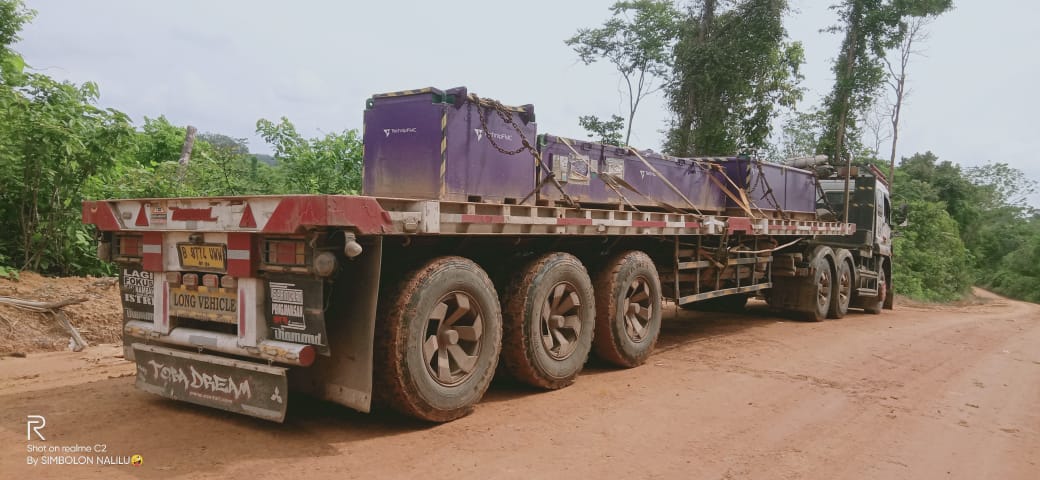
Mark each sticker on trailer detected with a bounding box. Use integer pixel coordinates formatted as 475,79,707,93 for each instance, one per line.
120,265,154,323
148,204,168,226
266,275,329,355
168,285,238,324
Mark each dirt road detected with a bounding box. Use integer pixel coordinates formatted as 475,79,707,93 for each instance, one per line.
2,290,1038,480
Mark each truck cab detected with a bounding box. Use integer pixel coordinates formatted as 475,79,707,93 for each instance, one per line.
817,170,894,312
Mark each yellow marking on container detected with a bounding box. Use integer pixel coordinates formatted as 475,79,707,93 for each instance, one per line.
440,111,447,197
372,87,434,99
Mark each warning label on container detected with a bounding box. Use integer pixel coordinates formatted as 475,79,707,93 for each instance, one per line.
604,157,625,178
555,154,594,185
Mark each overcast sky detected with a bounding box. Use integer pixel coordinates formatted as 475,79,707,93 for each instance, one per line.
14,0,1040,206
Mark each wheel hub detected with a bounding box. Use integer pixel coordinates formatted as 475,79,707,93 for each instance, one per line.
423,291,483,386
622,277,653,342
540,282,582,360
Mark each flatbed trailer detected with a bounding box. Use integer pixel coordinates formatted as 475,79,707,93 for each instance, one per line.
83,183,892,422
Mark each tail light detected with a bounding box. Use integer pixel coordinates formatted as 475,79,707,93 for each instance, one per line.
114,234,143,259
263,239,308,266
202,274,219,288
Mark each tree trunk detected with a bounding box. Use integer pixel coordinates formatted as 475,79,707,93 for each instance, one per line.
179,125,197,166
176,125,197,183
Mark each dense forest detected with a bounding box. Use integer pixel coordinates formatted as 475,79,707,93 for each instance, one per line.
1,0,1037,303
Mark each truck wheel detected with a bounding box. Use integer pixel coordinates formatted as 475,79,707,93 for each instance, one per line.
501,253,595,389
864,271,886,314
374,257,502,422
804,249,834,322
592,251,663,368
828,255,853,319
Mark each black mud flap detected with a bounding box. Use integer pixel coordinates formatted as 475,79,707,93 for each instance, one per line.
132,344,289,422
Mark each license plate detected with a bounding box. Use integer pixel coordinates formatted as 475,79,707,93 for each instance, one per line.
133,344,288,422
178,243,226,271
169,285,238,323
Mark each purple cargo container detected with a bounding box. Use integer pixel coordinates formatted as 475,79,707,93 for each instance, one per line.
600,145,726,212
362,87,536,203
537,134,611,205
717,158,816,215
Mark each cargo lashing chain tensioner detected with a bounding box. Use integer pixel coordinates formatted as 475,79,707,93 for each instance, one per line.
468,94,576,207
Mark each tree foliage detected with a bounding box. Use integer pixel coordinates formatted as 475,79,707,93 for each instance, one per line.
256,117,362,194
577,114,626,146
891,199,972,301
666,0,804,156
818,0,952,164
0,74,135,273
567,0,679,145
890,152,1040,302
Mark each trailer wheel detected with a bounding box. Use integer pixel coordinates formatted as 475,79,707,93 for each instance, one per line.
501,253,595,389
828,253,853,319
804,249,834,322
374,257,502,422
592,251,663,368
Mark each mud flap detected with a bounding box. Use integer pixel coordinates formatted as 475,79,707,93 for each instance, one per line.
133,344,289,422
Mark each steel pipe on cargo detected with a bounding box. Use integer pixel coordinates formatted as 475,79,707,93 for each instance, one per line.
124,320,315,367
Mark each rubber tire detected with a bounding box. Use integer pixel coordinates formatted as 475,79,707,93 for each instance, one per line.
501,252,595,389
592,251,663,368
679,294,749,312
374,257,503,422
804,250,834,322
828,256,853,319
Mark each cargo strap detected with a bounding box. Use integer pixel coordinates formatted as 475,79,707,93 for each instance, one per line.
627,147,704,216
556,137,641,212
706,165,757,218
469,94,576,207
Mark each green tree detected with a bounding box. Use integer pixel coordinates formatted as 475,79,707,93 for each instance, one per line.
567,0,679,145
578,114,625,146
666,0,804,156
818,0,952,164
892,199,973,301
256,117,362,194
0,0,31,80
0,75,134,273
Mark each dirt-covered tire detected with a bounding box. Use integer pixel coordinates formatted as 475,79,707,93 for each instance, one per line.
592,251,663,368
828,253,853,319
374,257,502,422
804,248,834,322
501,252,595,389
